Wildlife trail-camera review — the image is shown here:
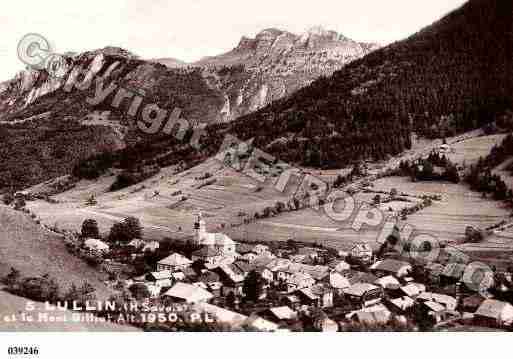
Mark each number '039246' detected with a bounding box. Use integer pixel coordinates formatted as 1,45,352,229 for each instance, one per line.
7,346,39,356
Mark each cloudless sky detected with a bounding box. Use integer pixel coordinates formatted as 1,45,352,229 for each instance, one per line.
0,0,467,81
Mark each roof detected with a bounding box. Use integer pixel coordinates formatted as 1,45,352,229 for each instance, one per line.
374,275,401,289
269,306,297,321
233,261,253,274
158,253,193,267
252,255,275,269
355,310,390,326
371,259,411,274
351,244,373,253
343,283,379,297
128,238,145,246
425,262,445,275
329,272,351,289
423,301,445,313
217,264,245,283
298,288,319,301
389,296,415,311
401,283,426,297
417,292,457,308
236,243,256,254
244,315,280,332
345,271,379,285
197,270,221,284
297,247,319,256
287,272,314,286
192,246,224,258
333,261,351,272
441,262,466,279
476,299,513,320
163,282,213,303
84,238,109,250
149,270,173,280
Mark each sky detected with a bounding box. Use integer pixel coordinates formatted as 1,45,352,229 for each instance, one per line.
0,0,468,81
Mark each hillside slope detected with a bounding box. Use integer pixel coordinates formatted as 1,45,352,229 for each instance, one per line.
0,205,112,300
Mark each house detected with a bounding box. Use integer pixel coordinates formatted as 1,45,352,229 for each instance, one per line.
374,275,401,290
191,247,226,266
329,272,351,293
416,292,458,311
232,261,253,277
127,238,145,249
146,271,173,288
145,283,162,298
425,262,445,284
349,244,373,264
297,247,320,260
283,294,302,310
388,296,415,313
461,294,486,313
156,253,193,272
286,273,315,292
312,311,338,332
83,238,110,253
475,299,513,327
302,265,330,281
254,267,274,283
253,244,270,256
163,282,213,303
343,283,383,308
244,314,280,332
240,252,258,263
348,304,392,326
371,259,412,278
297,285,334,308
267,306,298,322
344,271,379,286
289,254,308,263
329,260,351,273
400,283,426,298
440,262,466,286
142,241,160,252
215,264,245,296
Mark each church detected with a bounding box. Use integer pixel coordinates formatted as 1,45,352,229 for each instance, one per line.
193,212,236,255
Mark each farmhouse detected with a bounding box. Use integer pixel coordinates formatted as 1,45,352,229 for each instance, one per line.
416,292,458,311
350,244,373,264
475,299,513,327
142,241,160,252
267,306,298,322
286,273,315,292
146,271,173,288
163,282,213,303
371,259,412,278
83,238,110,253
343,283,383,308
156,253,193,272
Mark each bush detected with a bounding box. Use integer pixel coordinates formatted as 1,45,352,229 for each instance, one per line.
18,274,60,303
108,216,143,243
81,219,100,239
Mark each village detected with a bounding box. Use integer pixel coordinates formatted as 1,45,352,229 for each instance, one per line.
69,208,513,332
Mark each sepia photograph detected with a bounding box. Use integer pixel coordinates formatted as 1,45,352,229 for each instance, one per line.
0,0,512,356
